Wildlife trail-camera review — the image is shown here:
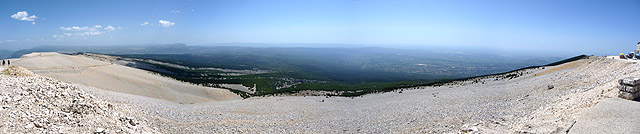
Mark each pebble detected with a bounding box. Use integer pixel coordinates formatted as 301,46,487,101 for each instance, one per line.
94,128,105,133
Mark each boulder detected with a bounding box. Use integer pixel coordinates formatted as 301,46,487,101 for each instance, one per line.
619,77,640,86
618,91,640,100
618,85,640,93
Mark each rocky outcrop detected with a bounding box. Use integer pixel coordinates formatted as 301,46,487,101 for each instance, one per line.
2,66,34,77
0,66,156,133
618,77,640,100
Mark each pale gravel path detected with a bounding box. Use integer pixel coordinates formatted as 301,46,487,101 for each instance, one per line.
569,98,640,134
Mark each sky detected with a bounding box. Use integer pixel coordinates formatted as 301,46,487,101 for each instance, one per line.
0,0,639,56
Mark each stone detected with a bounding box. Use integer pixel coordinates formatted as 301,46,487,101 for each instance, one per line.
471,127,478,132
94,128,106,134
24,123,33,129
547,85,554,90
619,77,640,86
34,122,44,128
618,85,640,93
13,95,22,102
2,96,12,103
120,117,138,127
618,91,640,100
129,119,138,126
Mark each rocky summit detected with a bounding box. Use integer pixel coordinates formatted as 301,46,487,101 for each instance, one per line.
0,66,156,133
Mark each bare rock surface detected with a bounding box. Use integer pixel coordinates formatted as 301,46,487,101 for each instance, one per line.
569,98,640,134
512,57,640,133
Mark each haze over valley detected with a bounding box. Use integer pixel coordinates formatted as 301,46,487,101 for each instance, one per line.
7,44,568,97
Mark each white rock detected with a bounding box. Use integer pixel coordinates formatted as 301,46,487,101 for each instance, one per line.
24,123,34,129
94,128,105,133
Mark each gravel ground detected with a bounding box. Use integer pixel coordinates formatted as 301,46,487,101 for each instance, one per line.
0,66,156,133
2,56,638,133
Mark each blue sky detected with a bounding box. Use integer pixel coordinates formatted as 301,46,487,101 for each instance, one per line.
0,0,639,56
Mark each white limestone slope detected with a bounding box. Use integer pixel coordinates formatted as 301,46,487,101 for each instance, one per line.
11,52,240,103
0,66,157,133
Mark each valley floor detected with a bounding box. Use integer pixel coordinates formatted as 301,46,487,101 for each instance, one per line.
1,54,639,133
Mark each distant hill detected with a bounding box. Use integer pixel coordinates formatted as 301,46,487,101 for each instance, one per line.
0,50,12,59
202,43,363,48
12,44,564,78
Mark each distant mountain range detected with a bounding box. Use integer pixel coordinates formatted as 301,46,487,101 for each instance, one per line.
9,43,363,57
11,43,562,62
10,44,564,78
0,50,12,59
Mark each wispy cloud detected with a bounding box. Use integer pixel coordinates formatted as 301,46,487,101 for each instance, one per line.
54,25,119,40
60,26,88,31
158,20,175,27
0,40,16,44
11,11,38,24
104,25,115,31
170,10,180,14
140,21,149,26
59,25,106,31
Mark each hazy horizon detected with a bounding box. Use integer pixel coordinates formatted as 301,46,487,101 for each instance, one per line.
6,42,582,58
1,0,639,57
